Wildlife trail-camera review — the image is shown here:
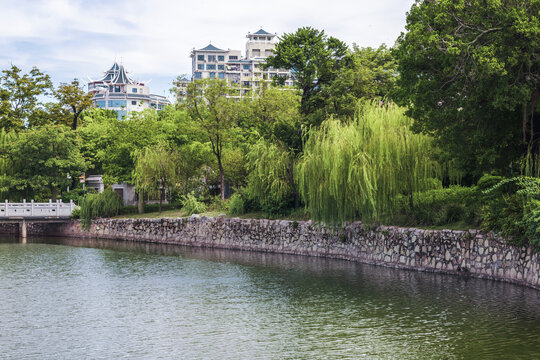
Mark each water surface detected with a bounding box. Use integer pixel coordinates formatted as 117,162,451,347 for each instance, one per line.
0,236,539,359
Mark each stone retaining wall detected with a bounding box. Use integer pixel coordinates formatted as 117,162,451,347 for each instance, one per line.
24,216,540,289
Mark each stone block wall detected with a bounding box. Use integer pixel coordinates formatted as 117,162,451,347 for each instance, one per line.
38,216,540,290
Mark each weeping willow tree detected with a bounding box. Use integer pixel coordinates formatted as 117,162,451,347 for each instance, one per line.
0,128,17,199
246,138,297,215
296,102,443,225
133,142,181,214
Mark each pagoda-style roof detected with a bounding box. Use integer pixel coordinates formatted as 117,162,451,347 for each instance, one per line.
94,62,136,85
254,29,271,35
198,44,224,51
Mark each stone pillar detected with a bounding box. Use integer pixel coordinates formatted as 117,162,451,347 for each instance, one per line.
20,220,27,243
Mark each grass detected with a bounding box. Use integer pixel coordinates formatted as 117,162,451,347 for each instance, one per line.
112,207,311,221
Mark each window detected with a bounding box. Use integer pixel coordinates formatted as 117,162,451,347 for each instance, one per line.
218,64,225,70
252,49,260,57
218,55,225,61
265,49,273,56
132,88,137,93
114,86,121,93
116,110,127,119
194,72,202,79
229,55,238,60
208,55,216,62
131,100,137,105
243,64,251,70
209,72,216,79
108,100,126,107
198,64,204,70
158,104,164,110
218,72,225,79
197,55,204,61
243,81,250,86
206,64,216,70
96,100,106,108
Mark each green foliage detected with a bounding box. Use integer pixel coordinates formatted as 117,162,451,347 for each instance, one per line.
184,79,242,199
480,176,540,245
392,186,481,227
393,0,540,176
10,125,87,201
265,27,348,125
297,102,443,225
228,193,245,216
523,200,540,249
246,138,296,216
181,192,206,215
55,79,94,130
0,65,52,130
79,188,123,229
133,141,181,212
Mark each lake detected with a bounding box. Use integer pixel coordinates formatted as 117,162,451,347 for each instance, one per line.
1,236,539,359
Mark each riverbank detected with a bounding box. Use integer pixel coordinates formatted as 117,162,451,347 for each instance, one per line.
5,216,539,290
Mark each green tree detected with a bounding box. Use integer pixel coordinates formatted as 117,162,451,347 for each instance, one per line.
133,142,181,214
296,103,441,225
0,65,52,130
245,86,303,210
265,27,348,126
319,45,397,120
185,79,240,200
11,125,87,201
393,0,540,177
55,79,94,130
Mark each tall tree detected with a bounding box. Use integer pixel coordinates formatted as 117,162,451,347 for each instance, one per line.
264,27,348,126
185,79,240,200
133,142,181,214
393,0,540,177
55,79,94,130
0,65,52,130
297,103,441,225
11,125,87,201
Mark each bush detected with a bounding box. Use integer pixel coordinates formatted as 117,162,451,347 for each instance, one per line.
523,200,540,249
79,188,123,229
392,186,481,227
181,192,206,215
228,193,245,216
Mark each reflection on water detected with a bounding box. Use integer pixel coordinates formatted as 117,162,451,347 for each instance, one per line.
0,236,539,359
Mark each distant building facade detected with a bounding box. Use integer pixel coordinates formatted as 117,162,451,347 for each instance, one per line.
88,62,170,119
188,29,294,97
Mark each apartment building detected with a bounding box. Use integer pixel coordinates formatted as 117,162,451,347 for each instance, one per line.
189,29,294,96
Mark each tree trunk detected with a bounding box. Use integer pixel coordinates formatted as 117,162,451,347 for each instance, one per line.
218,156,225,200
523,102,528,144
51,186,57,202
159,186,163,214
72,113,78,130
137,190,144,214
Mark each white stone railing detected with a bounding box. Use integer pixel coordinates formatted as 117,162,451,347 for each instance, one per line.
0,200,76,219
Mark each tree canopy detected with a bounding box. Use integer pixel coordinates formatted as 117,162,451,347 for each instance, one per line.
393,0,540,177
265,27,348,126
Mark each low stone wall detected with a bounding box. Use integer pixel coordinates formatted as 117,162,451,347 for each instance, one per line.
34,216,539,290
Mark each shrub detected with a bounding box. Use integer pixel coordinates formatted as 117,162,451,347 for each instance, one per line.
228,193,245,216
79,188,123,229
392,186,481,227
523,200,540,249
181,192,206,215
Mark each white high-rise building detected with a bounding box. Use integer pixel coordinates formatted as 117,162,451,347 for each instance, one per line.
88,62,170,119
189,29,295,96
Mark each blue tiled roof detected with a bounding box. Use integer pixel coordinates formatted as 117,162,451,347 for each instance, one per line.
254,29,270,35
199,44,223,51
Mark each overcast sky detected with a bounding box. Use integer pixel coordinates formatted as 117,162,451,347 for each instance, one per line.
0,0,415,101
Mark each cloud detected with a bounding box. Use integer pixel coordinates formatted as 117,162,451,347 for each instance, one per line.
0,0,415,98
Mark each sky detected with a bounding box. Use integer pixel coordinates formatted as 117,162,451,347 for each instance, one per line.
0,0,415,102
